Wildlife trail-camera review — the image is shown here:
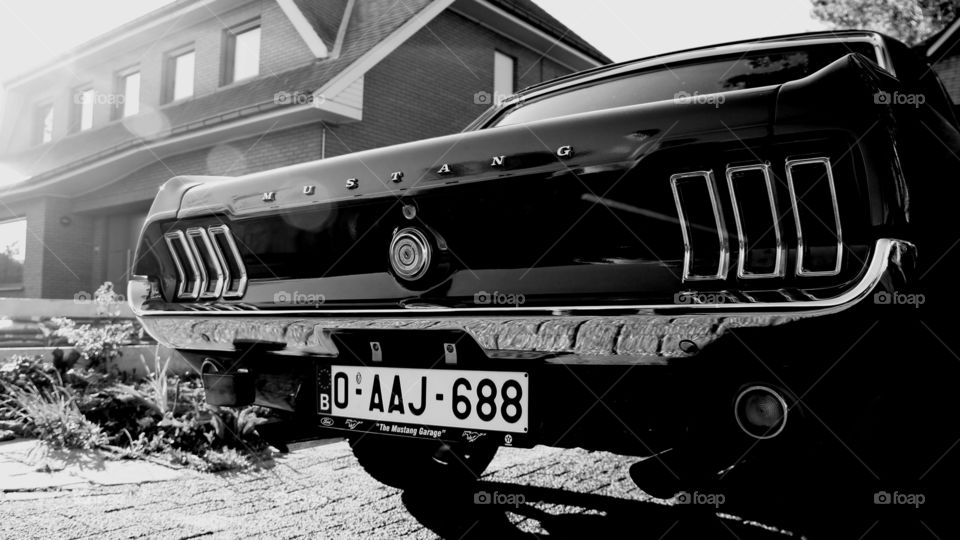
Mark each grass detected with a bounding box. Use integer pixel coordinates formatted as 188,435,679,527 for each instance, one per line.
0,375,107,450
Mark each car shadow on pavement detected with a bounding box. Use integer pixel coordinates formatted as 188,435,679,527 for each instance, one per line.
401,480,786,539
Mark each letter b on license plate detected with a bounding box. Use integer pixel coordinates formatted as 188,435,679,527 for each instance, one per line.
323,366,528,433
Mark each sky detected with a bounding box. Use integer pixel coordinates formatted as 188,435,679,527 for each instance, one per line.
531,0,827,61
0,0,175,83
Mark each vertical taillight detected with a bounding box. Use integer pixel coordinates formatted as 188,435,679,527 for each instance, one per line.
208,225,248,298
672,156,842,284
186,227,224,298
670,170,730,281
785,157,842,277
164,230,201,299
164,225,247,300
726,163,785,279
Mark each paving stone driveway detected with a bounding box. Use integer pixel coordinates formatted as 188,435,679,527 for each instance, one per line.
0,439,802,540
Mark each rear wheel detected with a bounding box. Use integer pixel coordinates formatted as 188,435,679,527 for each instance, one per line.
349,435,498,490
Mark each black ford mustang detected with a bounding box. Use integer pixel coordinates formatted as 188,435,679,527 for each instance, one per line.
129,30,960,530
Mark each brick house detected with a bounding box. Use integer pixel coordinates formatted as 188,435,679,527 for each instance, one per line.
0,0,609,299
924,18,960,104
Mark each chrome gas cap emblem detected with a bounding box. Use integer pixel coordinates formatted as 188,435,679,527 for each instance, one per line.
390,227,431,280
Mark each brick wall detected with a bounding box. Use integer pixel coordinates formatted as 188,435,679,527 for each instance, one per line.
932,53,960,103
324,9,570,156
36,198,94,299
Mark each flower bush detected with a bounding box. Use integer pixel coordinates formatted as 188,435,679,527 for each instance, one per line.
50,318,140,372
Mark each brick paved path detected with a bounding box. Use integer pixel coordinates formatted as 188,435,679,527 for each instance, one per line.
0,441,798,539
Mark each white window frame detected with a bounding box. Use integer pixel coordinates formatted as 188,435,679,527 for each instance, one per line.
165,46,196,102
224,21,261,85
116,67,141,119
494,50,516,104
36,103,54,144
73,86,95,132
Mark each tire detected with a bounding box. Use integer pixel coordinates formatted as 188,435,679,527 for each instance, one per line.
349,435,498,490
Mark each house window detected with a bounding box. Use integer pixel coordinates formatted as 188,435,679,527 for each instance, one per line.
164,48,195,102
115,68,141,119
36,104,54,144
0,218,26,289
494,51,516,104
224,22,261,84
72,87,95,132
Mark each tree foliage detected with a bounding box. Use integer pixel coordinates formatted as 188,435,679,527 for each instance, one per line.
811,0,960,44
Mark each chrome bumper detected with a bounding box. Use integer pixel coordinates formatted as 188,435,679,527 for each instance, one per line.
136,238,913,362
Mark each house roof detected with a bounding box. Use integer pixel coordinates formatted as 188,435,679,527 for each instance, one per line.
293,0,349,49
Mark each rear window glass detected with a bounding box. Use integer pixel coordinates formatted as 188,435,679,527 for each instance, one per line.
491,42,877,127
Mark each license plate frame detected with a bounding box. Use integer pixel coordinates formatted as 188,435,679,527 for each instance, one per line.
316,364,532,447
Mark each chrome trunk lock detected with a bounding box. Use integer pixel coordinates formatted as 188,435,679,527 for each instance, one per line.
390,227,432,281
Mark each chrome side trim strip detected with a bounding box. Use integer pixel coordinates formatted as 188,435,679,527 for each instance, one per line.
868,32,895,76
186,227,223,299
726,163,785,279
785,157,843,277
136,238,908,318
670,170,729,281
163,230,200,300
162,232,187,300
208,225,248,299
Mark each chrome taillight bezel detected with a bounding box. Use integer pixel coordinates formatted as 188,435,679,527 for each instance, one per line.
185,227,224,299
785,157,843,277
163,230,201,300
670,169,730,281
725,163,786,280
208,224,248,299
164,225,247,300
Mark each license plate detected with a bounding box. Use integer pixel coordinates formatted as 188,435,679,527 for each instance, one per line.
321,366,528,433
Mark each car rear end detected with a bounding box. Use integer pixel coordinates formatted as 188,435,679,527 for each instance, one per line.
127,33,957,499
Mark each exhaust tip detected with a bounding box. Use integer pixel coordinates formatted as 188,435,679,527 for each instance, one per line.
734,385,788,440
